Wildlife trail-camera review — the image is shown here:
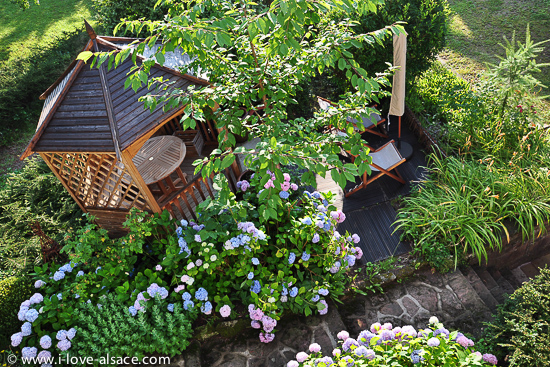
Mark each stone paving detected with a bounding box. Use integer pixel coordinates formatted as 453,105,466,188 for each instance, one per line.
187,268,491,367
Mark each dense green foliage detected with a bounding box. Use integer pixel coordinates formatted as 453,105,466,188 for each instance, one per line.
334,0,448,95
395,155,550,270
482,267,550,367
91,0,168,34
0,157,84,279
397,30,550,271
0,277,33,348
74,293,195,363
0,29,89,146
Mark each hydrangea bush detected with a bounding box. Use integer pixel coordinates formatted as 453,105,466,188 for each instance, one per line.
156,170,363,341
10,169,363,362
287,317,498,366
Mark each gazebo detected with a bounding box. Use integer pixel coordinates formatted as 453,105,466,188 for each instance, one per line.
21,23,238,236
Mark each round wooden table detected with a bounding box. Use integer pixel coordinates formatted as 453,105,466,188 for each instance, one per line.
133,135,187,199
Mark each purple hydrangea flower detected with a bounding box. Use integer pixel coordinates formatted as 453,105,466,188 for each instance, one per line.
352,234,360,243
358,330,376,346
251,320,261,329
40,335,52,349
318,288,329,296
290,183,298,190
194,234,201,242
353,345,368,357
259,332,275,343
312,233,320,243
433,328,450,338
427,337,440,347
57,339,71,351
311,294,320,302
25,309,39,323
37,350,52,363
289,287,298,297
21,322,32,336
67,328,76,340
11,332,23,347
330,261,341,274
21,347,37,359
301,252,310,261
34,280,45,288
56,330,68,341
319,300,329,315
342,338,359,352
53,271,65,281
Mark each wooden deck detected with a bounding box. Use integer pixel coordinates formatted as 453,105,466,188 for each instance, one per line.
317,117,428,263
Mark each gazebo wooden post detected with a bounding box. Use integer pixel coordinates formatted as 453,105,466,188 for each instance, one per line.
40,153,88,214
120,149,161,213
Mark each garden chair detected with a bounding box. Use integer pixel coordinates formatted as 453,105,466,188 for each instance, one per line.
346,139,406,197
317,96,388,138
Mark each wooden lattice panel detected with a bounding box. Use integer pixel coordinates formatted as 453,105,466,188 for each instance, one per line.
43,152,150,211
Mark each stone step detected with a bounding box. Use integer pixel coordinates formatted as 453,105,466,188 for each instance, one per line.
461,267,499,311
486,268,516,297
499,267,523,290
510,265,530,287
520,262,541,278
531,253,550,270
472,267,508,304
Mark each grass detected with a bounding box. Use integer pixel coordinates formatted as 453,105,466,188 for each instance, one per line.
441,0,550,91
0,0,94,62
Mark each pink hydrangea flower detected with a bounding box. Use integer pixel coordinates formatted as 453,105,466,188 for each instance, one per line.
174,285,185,292
330,210,346,223
309,343,321,353
283,173,291,182
219,305,231,318
296,352,309,363
251,320,261,329
259,332,275,343
287,361,299,367
281,181,291,191
155,265,162,271
337,330,350,340
355,247,363,259
264,180,275,189
482,354,498,365
290,183,298,191
370,322,382,333
332,348,341,357
352,234,360,244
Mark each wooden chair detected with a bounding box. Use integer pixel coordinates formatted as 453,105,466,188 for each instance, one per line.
346,139,406,197
317,96,389,138
173,130,205,156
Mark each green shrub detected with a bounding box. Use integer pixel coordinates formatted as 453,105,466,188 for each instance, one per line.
74,293,195,364
0,29,88,146
329,0,448,96
91,0,168,34
482,267,550,367
0,157,84,278
0,277,33,349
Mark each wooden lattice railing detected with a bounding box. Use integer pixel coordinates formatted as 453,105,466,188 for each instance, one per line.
159,174,215,221
42,152,150,211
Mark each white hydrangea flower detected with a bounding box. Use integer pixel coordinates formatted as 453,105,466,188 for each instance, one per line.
210,255,217,261
429,316,439,325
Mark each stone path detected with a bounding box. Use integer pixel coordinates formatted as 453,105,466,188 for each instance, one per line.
154,254,550,367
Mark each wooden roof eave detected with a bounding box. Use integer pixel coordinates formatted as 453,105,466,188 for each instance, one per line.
95,36,212,87
20,57,89,160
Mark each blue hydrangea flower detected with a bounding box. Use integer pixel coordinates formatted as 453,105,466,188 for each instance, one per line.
39,335,52,349
312,234,320,243
59,263,73,273
311,295,320,302
301,252,311,261
318,288,329,296
25,309,39,323
194,234,201,242
282,286,288,296
56,330,68,341
279,191,290,199
312,192,321,199
322,199,329,206
288,253,296,264
323,222,331,231
252,258,260,265
289,287,298,297
167,304,174,312
201,301,213,314
176,227,183,236
301,217,313,225
95,266,102,274
53,271,65,281
182,292,192,301
21,322,32,336
76,271,84,277
195,287,208,301
183,300,195,310
346,255,356,267
180,219,188,227
247,272,254,280
128,306,137,316
251,280,261,294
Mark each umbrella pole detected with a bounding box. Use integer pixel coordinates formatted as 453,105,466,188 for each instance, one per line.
398,115,402,149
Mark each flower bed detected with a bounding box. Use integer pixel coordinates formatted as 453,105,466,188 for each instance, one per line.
287,317,498,366
9,169,363,364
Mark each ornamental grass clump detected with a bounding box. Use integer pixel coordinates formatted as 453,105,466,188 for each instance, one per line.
287,318,498,366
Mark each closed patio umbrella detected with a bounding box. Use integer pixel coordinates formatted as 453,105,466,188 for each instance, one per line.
389,31,413,160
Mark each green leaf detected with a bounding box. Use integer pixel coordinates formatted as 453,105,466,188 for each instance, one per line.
279,43,289,56
77,51,94,62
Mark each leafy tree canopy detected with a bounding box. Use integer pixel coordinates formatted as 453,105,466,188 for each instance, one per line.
80,0,405,219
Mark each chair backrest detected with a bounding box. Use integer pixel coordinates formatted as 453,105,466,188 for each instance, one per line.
369,142,403,172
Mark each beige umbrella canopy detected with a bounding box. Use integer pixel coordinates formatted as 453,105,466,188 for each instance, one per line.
388,31,413,159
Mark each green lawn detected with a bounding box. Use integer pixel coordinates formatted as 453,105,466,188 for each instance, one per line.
0,0,93,62
441,0,550,90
